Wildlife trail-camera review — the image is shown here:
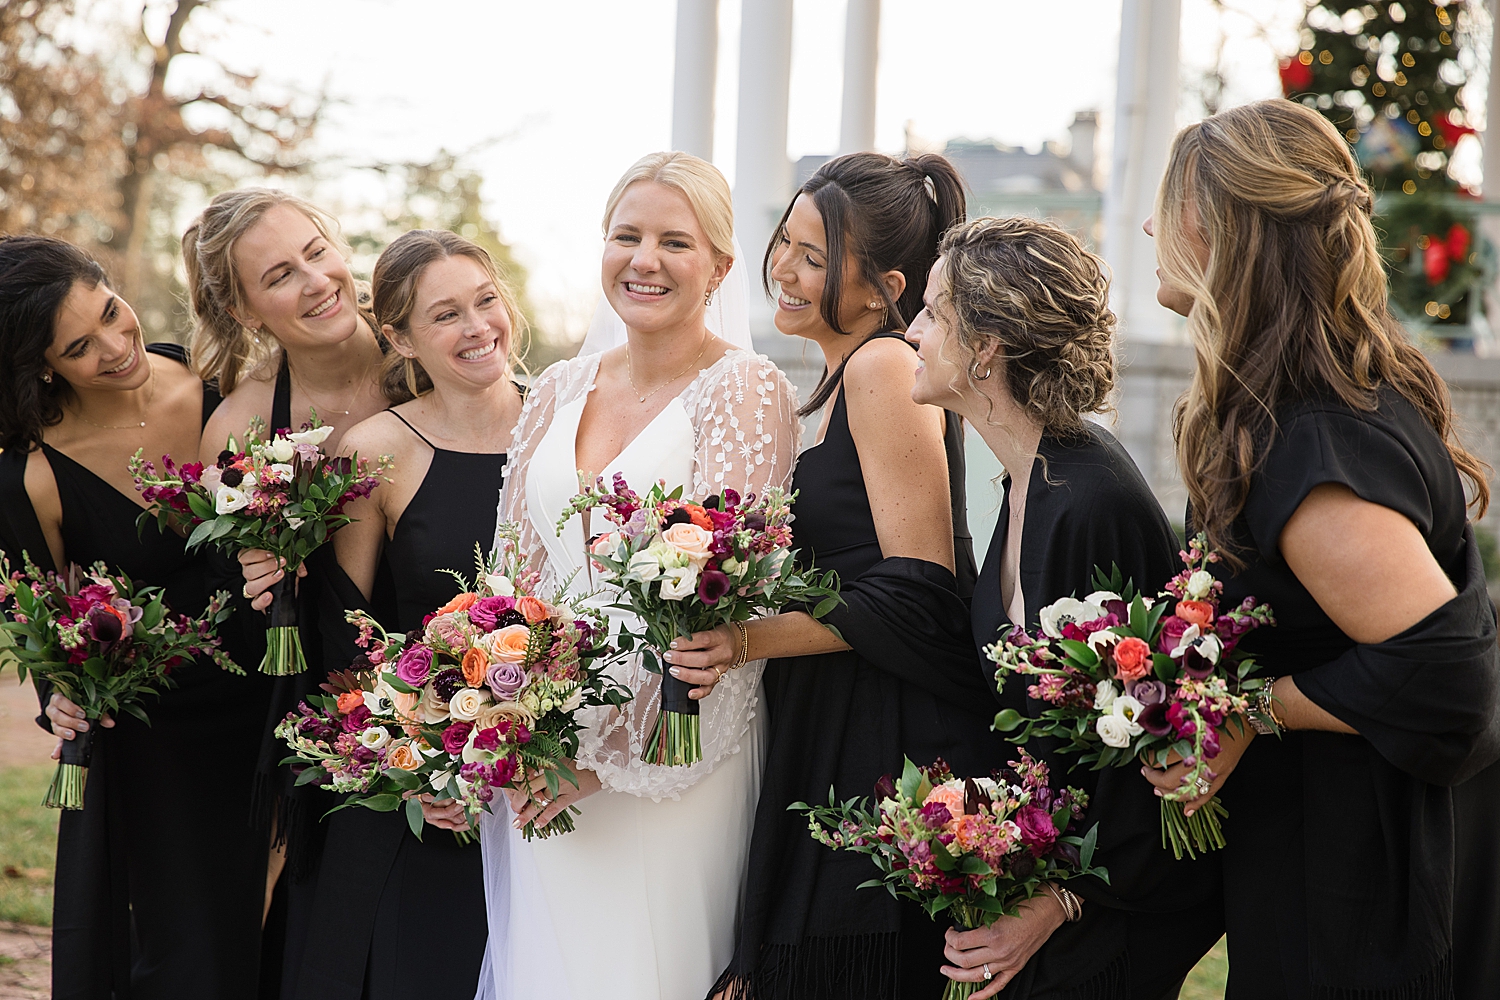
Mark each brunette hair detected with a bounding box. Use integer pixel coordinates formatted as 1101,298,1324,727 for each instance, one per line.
766,151,966,415
370,230,526,402
0,235,108,451
183,187,363,394
1161,99,1489,566
602,151,735,261
937,216,1115,438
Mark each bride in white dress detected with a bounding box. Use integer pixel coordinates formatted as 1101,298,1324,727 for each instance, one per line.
467,152,800,999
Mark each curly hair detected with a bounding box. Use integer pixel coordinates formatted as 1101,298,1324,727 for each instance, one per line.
0,234,108,452
1160,99,1489,566
936,216,1116,438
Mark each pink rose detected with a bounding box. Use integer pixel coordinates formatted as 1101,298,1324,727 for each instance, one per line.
441,721,473,756
661,522,714,567
1015,804,1058,856
395,644,434,686
469,596,517,632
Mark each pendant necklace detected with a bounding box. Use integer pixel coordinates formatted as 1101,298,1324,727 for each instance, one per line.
627,335,710,405
69,365,157,430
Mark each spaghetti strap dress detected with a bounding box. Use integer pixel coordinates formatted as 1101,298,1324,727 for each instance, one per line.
0,342,271,1000
283,408,504,1000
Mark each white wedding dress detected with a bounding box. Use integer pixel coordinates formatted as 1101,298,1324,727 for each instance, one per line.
474,347,800,1000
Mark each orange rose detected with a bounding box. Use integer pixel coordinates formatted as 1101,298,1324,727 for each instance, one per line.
336,691,365,715
1113,636,1153,682
462,646,489,687
952,813,987,852
684,504,714,531
489,624,532,663
437,592,479,616
1175,600,1215,628
385,743,419,770
516,596,549,625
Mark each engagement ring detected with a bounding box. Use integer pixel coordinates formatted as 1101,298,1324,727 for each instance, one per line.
1194,775,1212,797
983,964,993,981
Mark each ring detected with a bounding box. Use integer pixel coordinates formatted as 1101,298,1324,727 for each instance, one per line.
1193,775,1212,797
983,964,993,981
712,666,726,682
242,583,254,599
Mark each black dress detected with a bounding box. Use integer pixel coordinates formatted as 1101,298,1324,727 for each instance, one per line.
712,332,1000,1000
0,343,271,1000
1197,387,1500,1000
971,426,1223,999
282,409,501,1000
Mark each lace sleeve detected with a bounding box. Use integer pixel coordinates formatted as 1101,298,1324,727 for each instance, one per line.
580,351,803,800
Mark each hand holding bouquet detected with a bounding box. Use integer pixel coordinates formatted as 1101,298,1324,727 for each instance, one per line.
986,533,1275,859
0,553,240,809
276,533,631,840
793,752,1106,1000
558,475,840,767
131,415,391,675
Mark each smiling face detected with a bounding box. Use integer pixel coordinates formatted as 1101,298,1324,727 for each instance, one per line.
231,203,361,349
393,254,512,390
768,194,883,341
1144,208,1207,318
601,181,729,336
906,257,974,409
46,279,150,392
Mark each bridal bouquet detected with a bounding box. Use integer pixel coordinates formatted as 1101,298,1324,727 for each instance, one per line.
0,552,240,809
131,415,391,675
558,475,841,767
793,752,1106,1000
276,533,631,840
986,534,1275,859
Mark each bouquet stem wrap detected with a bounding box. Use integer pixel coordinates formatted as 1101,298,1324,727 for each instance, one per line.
43,726,95,810
643,657,701,766
261,573,306,676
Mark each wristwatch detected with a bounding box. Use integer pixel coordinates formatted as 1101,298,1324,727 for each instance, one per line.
1249,678,1285,736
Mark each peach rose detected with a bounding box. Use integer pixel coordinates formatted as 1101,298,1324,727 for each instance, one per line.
385,742,419,770
923,784,967,830
1175,600,1215,628
489,624,532,663
1113,636,1153,682
662,522,714,567
437,592,479,616
461,646,489,687
336,691,365,715
516,596,549,625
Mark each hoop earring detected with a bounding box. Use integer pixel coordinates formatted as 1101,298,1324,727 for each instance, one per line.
969,359,992,381
41,371,53,383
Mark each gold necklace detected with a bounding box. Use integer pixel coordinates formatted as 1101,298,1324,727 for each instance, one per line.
287,357,368,417
68,365,157,431
627,336,711,405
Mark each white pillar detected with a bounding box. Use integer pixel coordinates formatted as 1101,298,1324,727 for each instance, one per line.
672,0,719,160
1102,0,1182,344
839,0,880,155
1478,0,1500,349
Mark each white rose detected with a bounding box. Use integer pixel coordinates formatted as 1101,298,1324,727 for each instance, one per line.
1084,590,1122,606
1185,570,1215,600
560,685,582,713
357,727,391,750
1112,695,1145,736
482,573,515,597
1096,713,1133,748
419,684,450,723
1037,596,1108,639
1093,679,1119,712
214,486,249,515
429,770,452,792
447,686,491,721
267,438,296,463
625,551,663,583
659,566,698,601
287,425,335,447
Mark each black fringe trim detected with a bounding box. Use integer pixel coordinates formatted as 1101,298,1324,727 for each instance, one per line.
1054,950,1129,1000
250,770,323,882
1311,953,1452,1000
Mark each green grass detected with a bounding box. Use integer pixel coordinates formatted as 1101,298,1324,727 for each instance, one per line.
0,763,59,926
1180,936,1228,999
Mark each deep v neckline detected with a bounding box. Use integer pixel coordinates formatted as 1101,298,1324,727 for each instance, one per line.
42,444,153,515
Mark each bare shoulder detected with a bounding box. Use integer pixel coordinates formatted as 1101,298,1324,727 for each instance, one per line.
340,408,411,459
22,446,59,510
202,374,276,456
842,337,921,414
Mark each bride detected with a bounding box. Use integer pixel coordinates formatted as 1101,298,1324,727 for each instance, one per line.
463,151,800,998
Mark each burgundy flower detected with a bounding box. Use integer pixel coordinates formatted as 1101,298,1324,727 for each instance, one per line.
395,644,434,686
697,568,731,605
1179,646,1216,680
1158,615,1191,655
340,704,372,732
1202,726,1222,759
473,727,501,752
1138,701,1173,736
918,801,952,828
874,773,897,802
1016,804,1058,856
432,668,464,703
1165,701,1197,739
1008,852,1036,880
86,604,125,645
441,721,473,756
468,596,518,632
491,755,518,787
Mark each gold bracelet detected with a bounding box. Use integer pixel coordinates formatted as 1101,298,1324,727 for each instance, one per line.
731,621,750,669
1043,883,1082,922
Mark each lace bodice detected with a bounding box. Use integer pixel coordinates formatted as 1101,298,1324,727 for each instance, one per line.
495,349,800,799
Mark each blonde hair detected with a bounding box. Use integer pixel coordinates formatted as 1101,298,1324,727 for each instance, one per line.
601,151,734,260
1161,99,1489,565
371,230,527,402
183,187,361,394
937,216,1115,437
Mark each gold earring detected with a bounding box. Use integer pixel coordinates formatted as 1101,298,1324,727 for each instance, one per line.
41,370,53,383
704,285,718,306
969,359,992,381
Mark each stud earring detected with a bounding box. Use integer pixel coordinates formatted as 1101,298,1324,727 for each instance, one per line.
868,300,882,310
41,371,53,383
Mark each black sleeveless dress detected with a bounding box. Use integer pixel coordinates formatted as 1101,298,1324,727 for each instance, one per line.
713,332,1000,1000
0,343,272,1000
283,409,503,1000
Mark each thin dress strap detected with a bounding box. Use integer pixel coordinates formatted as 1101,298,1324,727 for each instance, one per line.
272,352,292,432
386,409,438,450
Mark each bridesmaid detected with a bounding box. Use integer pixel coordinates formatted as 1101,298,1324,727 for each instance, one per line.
673,152,997,999
904,216,1222,998
282,230,525,998
0,235,269,998
1144,99,1500,998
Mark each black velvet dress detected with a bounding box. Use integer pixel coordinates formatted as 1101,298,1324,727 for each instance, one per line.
712,332,1001,1000
281,410,501,1000
1195,387,1500,1000
972,426,1224,1000
0,343,272,1000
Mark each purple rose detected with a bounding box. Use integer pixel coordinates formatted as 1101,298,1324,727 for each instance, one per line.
697,568,731,605
340,704,372,732
441,721,473,756
468,596,517,632
395,644,434,686
1127,679,1168,706
486,660,528,701
1158,615,1191,655
1015,804,1058,856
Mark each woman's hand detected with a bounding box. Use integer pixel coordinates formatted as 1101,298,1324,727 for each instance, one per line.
45,692,112,742
504,763,602,831
239,549,306,612
662,625,738,699
417,793,470,832
1140,719,1256,816
941,892,1068,998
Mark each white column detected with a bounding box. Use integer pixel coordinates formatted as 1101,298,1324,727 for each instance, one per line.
1102,0,1182,344
672,0,719,160
1479,0,1500,349
839,0,881,154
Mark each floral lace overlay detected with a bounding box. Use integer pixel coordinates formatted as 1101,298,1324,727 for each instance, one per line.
495,349,800,799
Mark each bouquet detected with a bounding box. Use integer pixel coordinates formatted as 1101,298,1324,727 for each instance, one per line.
558,475,840,767
793,752,1107,1000
986,533,1275,859
276,532,631,840
0,552,241,809
131,415,391,675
